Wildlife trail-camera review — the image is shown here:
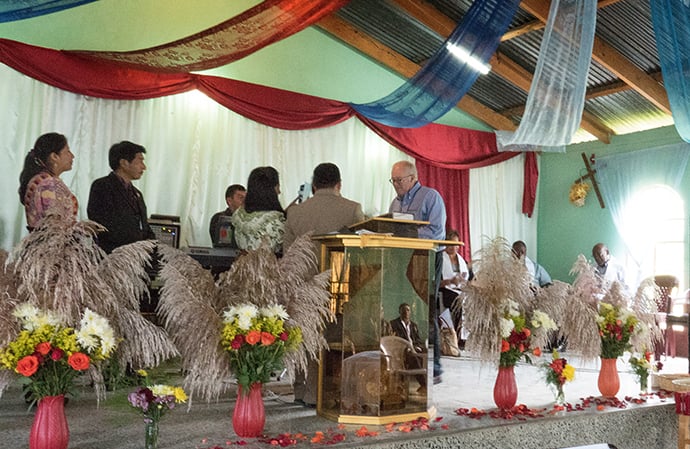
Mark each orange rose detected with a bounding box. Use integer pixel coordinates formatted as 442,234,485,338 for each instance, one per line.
532,347,542,357
245,330,261,345
16,355,39,377
68,352,90,371
35,342,51,356
260,332,276,346
522,328,531,338
500,340,510,352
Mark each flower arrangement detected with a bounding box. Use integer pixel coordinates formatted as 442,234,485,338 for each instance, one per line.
499,300,557,367
128,369,187,449
128,370,187,423
221,303,302,393
0,304,116,400
569,181,590,207
541,350,575,403
596,301,640,359
628,351,660,392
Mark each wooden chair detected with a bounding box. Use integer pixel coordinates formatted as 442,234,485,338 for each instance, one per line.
654,275,683,358
379,336,427,400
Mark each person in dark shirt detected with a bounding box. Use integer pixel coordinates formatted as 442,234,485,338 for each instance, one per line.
87,141,155,254
208,184,246,247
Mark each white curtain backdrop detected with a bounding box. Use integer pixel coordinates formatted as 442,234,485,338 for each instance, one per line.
469,154,538,263
0,63,535,254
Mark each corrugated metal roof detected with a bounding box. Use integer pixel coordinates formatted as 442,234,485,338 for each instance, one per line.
329,0,674,144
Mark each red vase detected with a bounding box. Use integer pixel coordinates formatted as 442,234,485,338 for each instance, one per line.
598,357,620,398
493,365,518,410
232,383,265,438
29,395,69,449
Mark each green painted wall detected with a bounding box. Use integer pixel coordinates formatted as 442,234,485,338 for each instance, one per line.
537,125,690,285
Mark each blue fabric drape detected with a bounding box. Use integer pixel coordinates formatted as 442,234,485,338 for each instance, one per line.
350,0,520,128
495,0,596,153
0,0,96,22
596,143,690,281
650,0,690,142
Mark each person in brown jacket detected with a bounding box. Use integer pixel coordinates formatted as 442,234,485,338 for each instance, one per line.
284,162,364,407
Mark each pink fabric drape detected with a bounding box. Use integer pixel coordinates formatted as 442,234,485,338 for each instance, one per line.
0,38,538,242
67,0,350,73
416,161,471,259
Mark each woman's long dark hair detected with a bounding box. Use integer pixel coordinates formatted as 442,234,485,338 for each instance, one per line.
18,133,68,205
244,166,284,214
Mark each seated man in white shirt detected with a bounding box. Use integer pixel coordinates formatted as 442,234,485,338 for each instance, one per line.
439,229,469,332
592,242,628,292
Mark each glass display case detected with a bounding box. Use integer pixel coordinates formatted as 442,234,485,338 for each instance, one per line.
314,234,438,425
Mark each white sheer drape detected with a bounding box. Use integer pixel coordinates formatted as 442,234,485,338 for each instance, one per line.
0,63,534,254
469,154,538,262
495,0,596,153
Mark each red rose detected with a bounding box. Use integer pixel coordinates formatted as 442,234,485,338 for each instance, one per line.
35,342,51,356
16,355,39,377
280,332,288,342
260,332,275,346
68,352,90,371
245,330,261,345
50,348,64,361
231,335,244,350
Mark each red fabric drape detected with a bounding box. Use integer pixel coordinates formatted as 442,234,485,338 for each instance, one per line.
0,38,538,233
197,76,354,130
0,39,195,99
416,161,471,260
67,0,351,73
522,152,539,218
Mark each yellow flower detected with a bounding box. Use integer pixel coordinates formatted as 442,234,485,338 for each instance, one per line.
569,182,590,207
172,387,188,403
562,364,576,382
137,369,148,377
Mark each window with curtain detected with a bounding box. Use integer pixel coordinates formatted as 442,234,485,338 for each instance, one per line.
620,185,685,292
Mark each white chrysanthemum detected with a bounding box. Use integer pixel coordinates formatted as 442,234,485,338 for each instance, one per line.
151,384,175,397
223,306,239,323
235,303,258,330
595,314,605,324
13,303,40,330
499,317,515,338
504,299,520,317
531,309,557,331
77,309,116,356
262,304,288,320
13,304,63,330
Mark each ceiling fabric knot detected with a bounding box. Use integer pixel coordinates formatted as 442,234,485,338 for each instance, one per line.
350,0,520,128
650,0,690,143
496,0,596,153
65,0,350,73
0,0,96,23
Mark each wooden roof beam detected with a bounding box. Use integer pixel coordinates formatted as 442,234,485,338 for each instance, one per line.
504,0,624,41
520,0,671,114
391,0,612,142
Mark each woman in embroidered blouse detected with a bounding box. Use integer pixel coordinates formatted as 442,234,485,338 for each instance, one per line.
231,166,286,253
18,133,78,231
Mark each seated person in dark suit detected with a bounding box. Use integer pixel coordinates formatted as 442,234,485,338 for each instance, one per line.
389,303,427,392
87,141,155,254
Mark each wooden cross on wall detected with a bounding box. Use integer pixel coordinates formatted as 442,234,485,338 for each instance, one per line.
575,152,605,208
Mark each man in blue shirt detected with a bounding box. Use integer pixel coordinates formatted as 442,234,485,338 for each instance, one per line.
389,161,446,241
389,160,447,383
